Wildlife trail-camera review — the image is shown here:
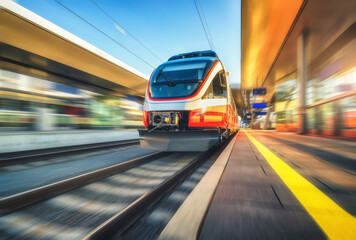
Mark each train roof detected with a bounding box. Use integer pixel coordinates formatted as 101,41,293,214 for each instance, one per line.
168,50,219,61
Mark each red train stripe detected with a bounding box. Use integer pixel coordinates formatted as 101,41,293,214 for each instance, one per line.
188,105,227,128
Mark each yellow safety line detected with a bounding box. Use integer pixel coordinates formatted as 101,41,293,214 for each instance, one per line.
244,130,356,240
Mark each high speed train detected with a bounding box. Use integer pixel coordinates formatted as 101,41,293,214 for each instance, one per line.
139,50,239,151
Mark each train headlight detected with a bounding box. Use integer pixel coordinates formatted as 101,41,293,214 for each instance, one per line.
153,115,162,124
163,116,170,123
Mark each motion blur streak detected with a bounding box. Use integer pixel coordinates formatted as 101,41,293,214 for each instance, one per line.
0,69,143,131
245,130,356,239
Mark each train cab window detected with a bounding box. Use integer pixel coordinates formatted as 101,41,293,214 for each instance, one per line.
149,59,215,99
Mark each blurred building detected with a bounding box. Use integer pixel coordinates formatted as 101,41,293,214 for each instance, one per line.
0,69,144,131
0,1,148,132
241,0,356,139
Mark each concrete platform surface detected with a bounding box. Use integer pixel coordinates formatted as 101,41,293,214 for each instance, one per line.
161,130,356,240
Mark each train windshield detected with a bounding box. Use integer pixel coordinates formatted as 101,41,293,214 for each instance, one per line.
149,60,215,99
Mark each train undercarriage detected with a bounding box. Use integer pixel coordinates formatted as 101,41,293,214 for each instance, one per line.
139,111,229,151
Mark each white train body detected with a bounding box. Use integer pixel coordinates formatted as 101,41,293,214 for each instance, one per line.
139,51,238,151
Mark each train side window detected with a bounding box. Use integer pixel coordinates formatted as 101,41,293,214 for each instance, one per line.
212,71,227,98
202,81,214,99
202,71,227,99
220,72,227,98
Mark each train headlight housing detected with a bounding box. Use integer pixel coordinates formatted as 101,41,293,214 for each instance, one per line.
150,112,180,127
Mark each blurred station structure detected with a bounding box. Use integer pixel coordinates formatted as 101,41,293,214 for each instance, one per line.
237,0,356,139
0,1,146,132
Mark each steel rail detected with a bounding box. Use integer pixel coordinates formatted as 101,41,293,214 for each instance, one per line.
0,151,164,215
82,136,233,240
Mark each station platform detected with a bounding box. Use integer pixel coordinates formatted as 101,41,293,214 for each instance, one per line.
159,130,356,239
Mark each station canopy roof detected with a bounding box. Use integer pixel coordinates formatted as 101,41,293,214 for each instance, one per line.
241,0,304,106
241,0,356,112
0,1,149,98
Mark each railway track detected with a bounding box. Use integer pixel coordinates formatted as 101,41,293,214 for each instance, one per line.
0,136,233,240
83,148,218,239
0,151,164,215
0,139,139,167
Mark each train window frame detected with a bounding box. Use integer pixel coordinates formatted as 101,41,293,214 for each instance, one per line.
220,72,227,88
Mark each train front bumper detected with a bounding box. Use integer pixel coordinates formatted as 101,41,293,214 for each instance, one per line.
138,130,219,152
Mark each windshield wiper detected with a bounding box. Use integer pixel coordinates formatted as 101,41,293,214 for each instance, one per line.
167,80,176,86
156,68,176,86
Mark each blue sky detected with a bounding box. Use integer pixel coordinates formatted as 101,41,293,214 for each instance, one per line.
15,0,241,86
